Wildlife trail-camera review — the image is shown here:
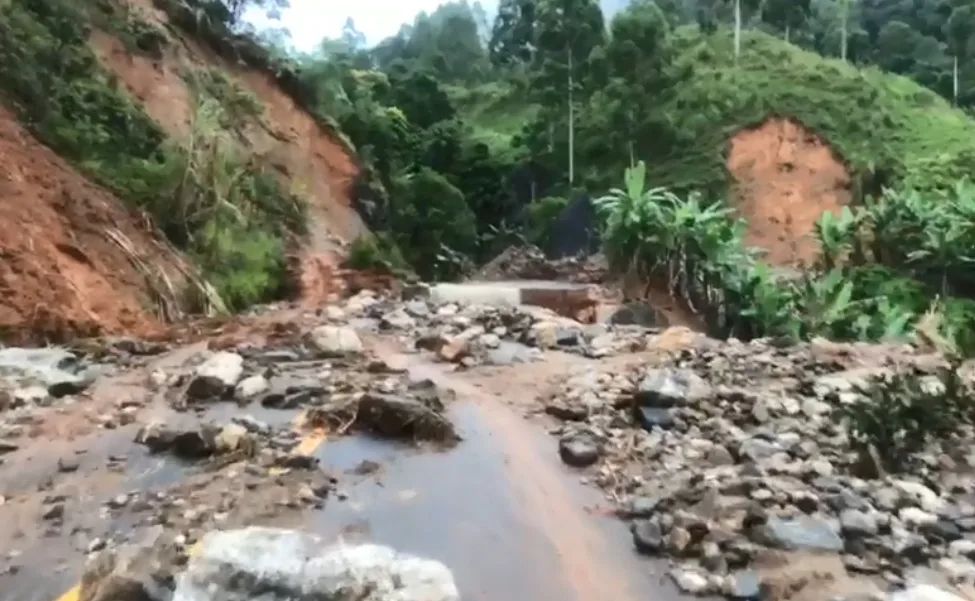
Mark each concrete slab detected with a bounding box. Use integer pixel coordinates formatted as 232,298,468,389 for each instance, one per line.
427,281,598,322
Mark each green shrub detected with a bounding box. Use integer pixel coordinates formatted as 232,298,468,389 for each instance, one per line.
837,365,970,472
345,234,409,274
595,160,975,354
390,168,478,281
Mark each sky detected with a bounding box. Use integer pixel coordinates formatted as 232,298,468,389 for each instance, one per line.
248,0,497,52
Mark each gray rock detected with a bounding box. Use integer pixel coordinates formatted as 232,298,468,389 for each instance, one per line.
307,326,363,357
706,445,735,466
634,368,711,408
635,406,675,431
755,515,844,551
667,527,692,555
900,507,939,527
186,352,244,400
841,509,879,537
632,520,664,554
739,438,783,462
558,432,601,467
669,567,711,595
380,309,416,330
893,480,944,513
79,526,182,601
172,527,459,601
948,539,975,559
700,541,726,573
621,497,660,519
234,375,269,401
888,585,969,601
727,570,762,600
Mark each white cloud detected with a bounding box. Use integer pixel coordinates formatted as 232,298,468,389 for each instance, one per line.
247,0,497,52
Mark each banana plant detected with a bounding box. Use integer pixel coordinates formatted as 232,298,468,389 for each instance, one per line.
814,206,859,270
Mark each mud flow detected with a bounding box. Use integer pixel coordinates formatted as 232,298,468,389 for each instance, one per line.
0,283,971,601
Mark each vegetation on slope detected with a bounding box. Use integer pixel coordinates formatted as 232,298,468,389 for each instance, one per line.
647,29,975,197
5,0,975,358
0,0,303,312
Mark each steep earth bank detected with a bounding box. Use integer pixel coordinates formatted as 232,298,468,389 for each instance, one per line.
87,0,367,302
726,118,852,267
0,105,194,343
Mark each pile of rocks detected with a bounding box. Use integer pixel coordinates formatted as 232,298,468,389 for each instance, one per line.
472,244,609,284
547,335,975,596
355,294,655,366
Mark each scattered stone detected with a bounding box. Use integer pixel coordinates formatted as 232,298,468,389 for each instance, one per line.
558,431,601,467
727,570,762,600
669,566,711,595
754,516,844,552
234,375,269,401
840,509,879,537
634,368,711,408
308,394,459,445
172,527,459,601
632,520,664,554
78,526,183,601
57,456,80,473
307,325,363,357
186,352,244,400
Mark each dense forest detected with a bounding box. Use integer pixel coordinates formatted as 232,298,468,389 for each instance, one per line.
4,0,975,354
255,0,975,354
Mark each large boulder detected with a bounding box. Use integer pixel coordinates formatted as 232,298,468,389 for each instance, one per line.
79,526,183,601
186,352,244,400
172,527,459,601
307,325,363,357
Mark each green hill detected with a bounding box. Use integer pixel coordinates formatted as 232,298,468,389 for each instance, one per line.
655,29,975,196
454,28,975,199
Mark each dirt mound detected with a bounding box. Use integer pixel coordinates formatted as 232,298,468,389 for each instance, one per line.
726,118,851,267
473,245,609,283
0,106,192,344
88,2,368,303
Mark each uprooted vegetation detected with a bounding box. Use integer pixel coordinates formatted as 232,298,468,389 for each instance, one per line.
0,0,307,315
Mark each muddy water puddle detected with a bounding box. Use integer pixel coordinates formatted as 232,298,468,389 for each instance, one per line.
308,353,682,601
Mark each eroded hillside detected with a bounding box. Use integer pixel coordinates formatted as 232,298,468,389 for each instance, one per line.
0,0,370,343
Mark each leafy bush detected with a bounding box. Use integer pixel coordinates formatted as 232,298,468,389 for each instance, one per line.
344,234,410,274
595,160,975,354
390,168,479,281
837,366,971,472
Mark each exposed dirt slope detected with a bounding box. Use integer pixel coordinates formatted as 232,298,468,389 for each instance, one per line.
0,105,191,344
726,118,851,267
88,0,368,303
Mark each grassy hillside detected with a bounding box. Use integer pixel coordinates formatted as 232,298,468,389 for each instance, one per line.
445,81,535,162
655,29,975,196
454,28,975,198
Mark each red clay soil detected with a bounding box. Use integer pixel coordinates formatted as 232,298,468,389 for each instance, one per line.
0,106,188,344
89,6,368,304
726,118,851,267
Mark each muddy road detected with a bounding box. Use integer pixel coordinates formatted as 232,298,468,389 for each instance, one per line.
0,290,958,601
0,305,684,601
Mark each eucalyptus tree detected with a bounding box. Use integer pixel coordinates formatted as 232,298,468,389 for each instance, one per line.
532,0,605,184
720,0,761,63
945,1,975,104
761,0,812,42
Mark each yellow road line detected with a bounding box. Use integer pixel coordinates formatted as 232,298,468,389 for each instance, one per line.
54,410,328,601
